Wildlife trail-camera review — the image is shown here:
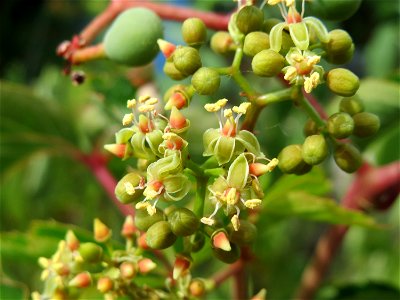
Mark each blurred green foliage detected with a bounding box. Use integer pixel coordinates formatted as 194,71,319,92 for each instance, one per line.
0,0,399,299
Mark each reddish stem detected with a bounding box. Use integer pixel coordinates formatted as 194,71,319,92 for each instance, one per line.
295,161,400,300
71,44,106,64
213,260,244,287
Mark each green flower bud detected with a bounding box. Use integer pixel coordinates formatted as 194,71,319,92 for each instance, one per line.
352,112,380,137
324,30,353,55
182,18,207,47
302,135,329,165
236,5,264,34
190,232,205,252
326,68,360,97
326,43,354,65
262,18,281,33
278,144,310,174
163,61,187,80
191,67,220,95
212,242,240,264
252,49,285,77
334,143,362,173
79,242,103,263
303,118,319,137
243,31,270,57
135,208,165,231
104,8,163,66
115,172,144,204
146,221,177,249
228,220,257,245
339,96,364,116
210,31,236,54
327,112,354,139
173,46,202,76
308,0,362,22
167,207,199,236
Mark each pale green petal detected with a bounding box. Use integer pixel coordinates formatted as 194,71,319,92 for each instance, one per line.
164,174,191,201
215,136,235,165
146,129,164,157
131,132,155,160
304,17,329,43
115,128,135,144
203,128,220,156
289,22,309,50
227,153,249,190
236,130,263,157
269,22,286,52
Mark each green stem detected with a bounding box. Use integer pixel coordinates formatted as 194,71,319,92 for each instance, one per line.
296,89,325,128
185,159,206,178
231,47,244,71
256,87,295,107
194,178,207,218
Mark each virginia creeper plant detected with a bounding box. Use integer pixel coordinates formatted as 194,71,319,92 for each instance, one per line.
29,0,399,299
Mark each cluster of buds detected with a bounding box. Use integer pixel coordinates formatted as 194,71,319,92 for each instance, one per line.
32,217,160,300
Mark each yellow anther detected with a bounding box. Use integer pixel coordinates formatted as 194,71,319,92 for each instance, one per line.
138,95,151,103
122,113,134,126
146,205,156,216
224,108,233,118
124,182,136,195
310,72,320,85
266,158,279,171
127,99,136,108
200,217,215,226
304,72,320,93
231,215,240,231
143,187,160,200
136,201,150,210
267,0,282,5
216,98,229,108
244,199,262,209
225,188,238,205
38,257,50,268
307,55,321,67
285,0,295,6
162,132,179,140
138,104,155,113
236,102,251,114
40,269,50,281
291,53,304,63
284,66,297,81
145,97,159,105
204,103,221,112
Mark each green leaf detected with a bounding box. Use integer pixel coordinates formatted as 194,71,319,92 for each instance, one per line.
263,191,380,227
0,279,29,300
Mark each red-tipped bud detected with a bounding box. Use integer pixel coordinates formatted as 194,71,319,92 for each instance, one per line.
54,263,70,276
120,262,137,279
97,277,113,293
138,258,157,274
169,106,188,130
104,143,126,158
249,163,268,177
251,288,267,300
121,215,137,239
173,255,191,280
65,230,79,251
69,272,91,288
137,233,149,249
157,39,176,59
211,230,231,251
94,218,112,243
138,114,154,133
165,92,187,110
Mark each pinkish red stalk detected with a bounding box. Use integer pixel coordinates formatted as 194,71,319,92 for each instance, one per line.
295,161,400,300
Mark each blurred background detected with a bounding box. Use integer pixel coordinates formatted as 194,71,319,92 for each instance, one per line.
0,0,399,299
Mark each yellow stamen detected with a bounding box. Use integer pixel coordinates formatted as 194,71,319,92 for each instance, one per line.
224,108,233,118
135,201,150,210
145,97,159,105
138,104,155,113
204,103,221,112
146,205,156,216
138,95,151,103
307,55,321,67
225,188,238,206
124,182,136,195
284,66,297,81
266,158,279,171
291,53,304,63
122,113,134,126
127,99,136,108
231,215,240,231
234,102,251,114
216,98,229,108
244,199,262,209
200,217,215,226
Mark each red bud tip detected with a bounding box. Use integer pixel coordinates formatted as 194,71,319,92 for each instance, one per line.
65,230,80,251
69,272,91,288
212,231,231,251
173,255,191,280
104,143,126,158
169,106,187,130
165,93,187,110
137,233,149,249
121,215,137,239
221,120,236,137
157,39,176,58
94,218,112,243
138,114,154,133
249,163,268,177
97,277,113,293
251,288,267,300
120,261,137,279
138,258,157,274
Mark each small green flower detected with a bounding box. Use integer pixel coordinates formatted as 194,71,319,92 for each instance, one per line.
202,99,264,165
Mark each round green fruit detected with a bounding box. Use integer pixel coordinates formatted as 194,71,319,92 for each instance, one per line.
191,67,220,95
135,208,165,232
308,0,362,22
252,49,285,77
167,207,199,236
228,220,257,245
181,18,207,47
334,143,362,173
210,31,235,54
79,243,103,263
146,221,177,249
352,112,380,137
212,242,240,264
243,31,270,57
303,118,319,137
302,135,329,165
278,144,311,174
326,68,360,97
236,5,264,34
103,8,163,66
173,46,202,76
115,172,144,204
339,96,364,116
327,112,354,139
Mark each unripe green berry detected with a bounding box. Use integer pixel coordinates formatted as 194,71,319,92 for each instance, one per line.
262,18,281,33
210,31,235,54
308,0,362,22
334,143,362,173
278,144,310,174
252,49,284,77
327,112,354,139
182,18,207,47
191,67,220,95
236,6,264,34
212,242,241,264
163,61,187,80
115,172,144,204
146,221,177,249
325,30,353,55
302,135,329,165
326,68,360,97
79,243,103,263
304,118,319,137
326,43,354,65
173,46,202,76
135,208,165,232
104,8,163,66
352,112,380,137
228,220,257,245
243,31,270,57
339,96,364,116
167,208,199,236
